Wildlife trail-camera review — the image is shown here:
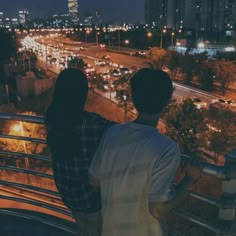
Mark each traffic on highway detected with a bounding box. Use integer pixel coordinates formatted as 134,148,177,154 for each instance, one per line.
21,34,236,111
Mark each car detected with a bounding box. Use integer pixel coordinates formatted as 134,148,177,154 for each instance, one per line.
193,98,207,109
59,62,65,70
132,50,146,57
101,55,110,60
49,57,57,64
101,72,111,79
102,80,109,91
98,80,114,91
120,67,132,75
138,50,146,56
109,61,119,67
225,99,236,106
101,55,111,64
110,69,121,77
60,56,66,62
211,98,236,107
94,59,106,66
99,44,106,48
79,46,86,51
84,64,95,74
115,88,130,100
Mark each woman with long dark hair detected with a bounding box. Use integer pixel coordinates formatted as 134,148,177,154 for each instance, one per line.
46,68,114,236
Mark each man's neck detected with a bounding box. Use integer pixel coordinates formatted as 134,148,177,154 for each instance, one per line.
133,113,160,128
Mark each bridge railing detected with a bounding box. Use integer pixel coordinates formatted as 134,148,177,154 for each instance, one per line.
0,112,235,236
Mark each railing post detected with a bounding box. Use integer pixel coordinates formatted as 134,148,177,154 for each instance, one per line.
219,149,236,235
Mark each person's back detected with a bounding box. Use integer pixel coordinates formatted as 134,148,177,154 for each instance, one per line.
49,111,112,212
92,123,179,236
46,68,114,236
89,68,201,236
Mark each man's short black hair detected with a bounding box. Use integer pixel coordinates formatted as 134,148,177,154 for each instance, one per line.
130,68,173,114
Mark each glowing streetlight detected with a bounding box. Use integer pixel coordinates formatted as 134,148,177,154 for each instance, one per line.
85,30,90,45
96,32,100,47
171,32,175,47
13,122,30,169
198,42,205,49
124,39,130,47
123,95,127,121
147,32,152,38
160,28,167,48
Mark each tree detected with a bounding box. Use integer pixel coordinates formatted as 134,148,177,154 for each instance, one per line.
67,57,86,70
213,61,236,96
0,29,17,82
179,54,196,85
162,99,208,157
89,72,103,96
207,105,236,160
146,47,167,69
196,61,215,91
165,50,181,77
17,50,38,71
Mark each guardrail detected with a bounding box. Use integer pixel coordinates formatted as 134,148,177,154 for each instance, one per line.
0,112,235,235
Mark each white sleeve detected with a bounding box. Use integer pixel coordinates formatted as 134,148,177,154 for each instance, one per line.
148,143,181,202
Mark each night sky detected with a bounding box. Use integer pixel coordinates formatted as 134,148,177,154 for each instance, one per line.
0,0,145,23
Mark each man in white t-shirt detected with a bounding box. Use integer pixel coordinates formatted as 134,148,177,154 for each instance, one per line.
89,68,201,236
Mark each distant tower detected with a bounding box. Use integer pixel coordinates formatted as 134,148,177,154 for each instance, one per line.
18,10,29,26
95,9,103,27
68,0,79,24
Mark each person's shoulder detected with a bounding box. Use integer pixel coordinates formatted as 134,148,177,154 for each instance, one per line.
83,111,117,126
151,131,179,153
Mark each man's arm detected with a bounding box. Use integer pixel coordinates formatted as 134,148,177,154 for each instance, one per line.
148,163,201,219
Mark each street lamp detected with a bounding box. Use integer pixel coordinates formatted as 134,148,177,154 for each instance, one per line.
124,39,130,47
13,122,30,169
147,32,152,38
96,32,100,47
13,122,31,184
85,30,90,45
123,95,127,121
160,28,167,48
118,29,121,51
171,32,175,48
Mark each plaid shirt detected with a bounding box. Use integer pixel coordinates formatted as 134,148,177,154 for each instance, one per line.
50,112,114,213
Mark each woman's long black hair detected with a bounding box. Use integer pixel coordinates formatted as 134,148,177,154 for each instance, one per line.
45,68,88,160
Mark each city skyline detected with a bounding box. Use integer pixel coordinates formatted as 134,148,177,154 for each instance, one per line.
0,0,145,23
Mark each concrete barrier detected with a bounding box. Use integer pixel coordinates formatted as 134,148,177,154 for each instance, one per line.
34,78,55,96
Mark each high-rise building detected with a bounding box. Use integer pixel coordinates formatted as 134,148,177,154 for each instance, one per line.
84,16,93,27
18,10,29,26
145,0,236,34
68,0,79,24
95,9,103,27
11,18,18,27
224,0,236,30
175,0,185,29
145,0,180,29
194,0,236,32
0,12,4,28
145,0,164,28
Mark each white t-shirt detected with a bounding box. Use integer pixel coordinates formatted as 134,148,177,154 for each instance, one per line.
89,122,181,236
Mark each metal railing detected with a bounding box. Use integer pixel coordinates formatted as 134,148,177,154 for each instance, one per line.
0,112,235,236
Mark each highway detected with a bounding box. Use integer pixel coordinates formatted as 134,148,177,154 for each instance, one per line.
24,35,222,109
